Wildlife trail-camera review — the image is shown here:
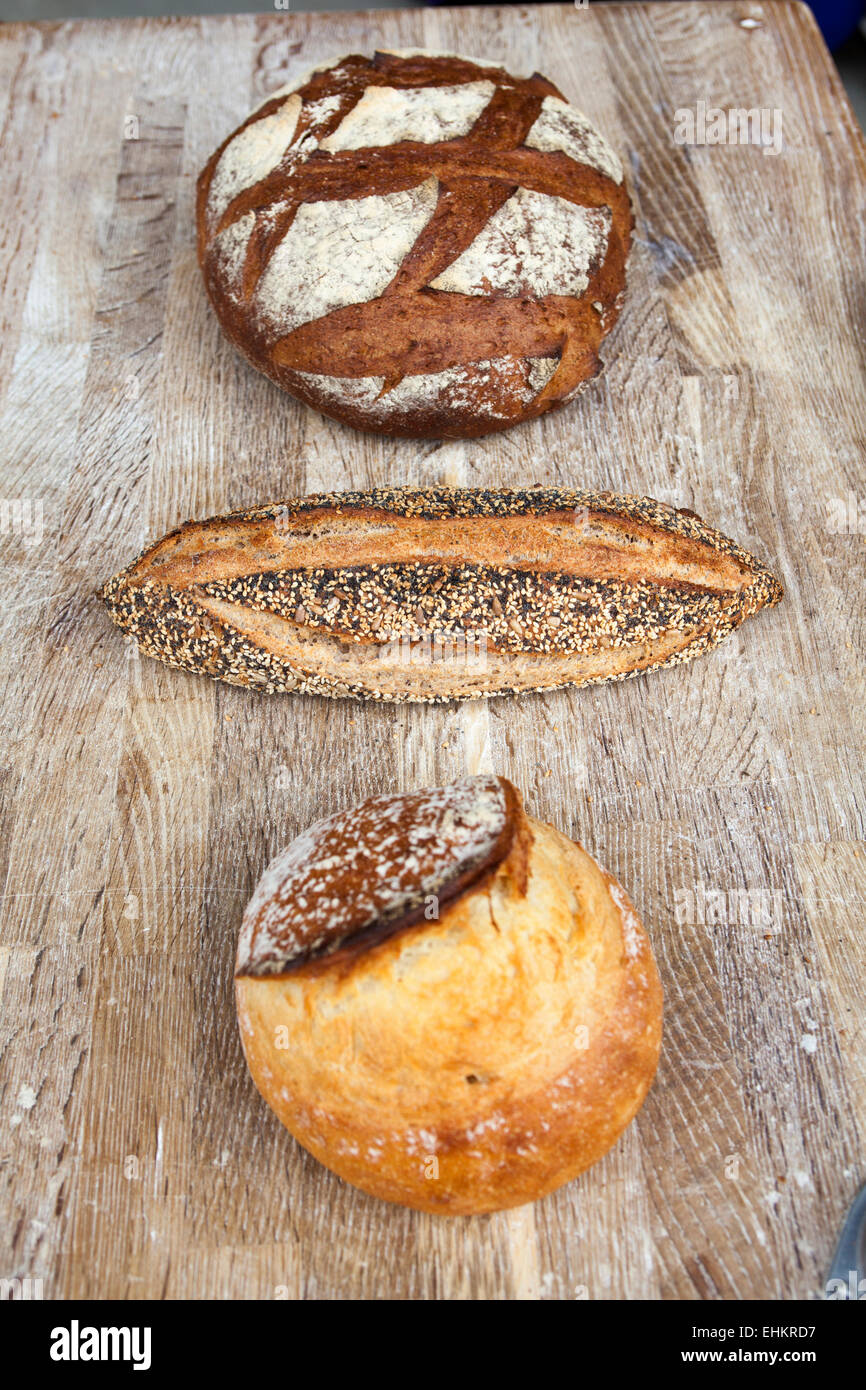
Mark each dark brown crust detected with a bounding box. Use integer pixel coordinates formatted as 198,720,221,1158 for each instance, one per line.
100,485,783,703
281,783,528,980
195,52,633,438
237,777,531,978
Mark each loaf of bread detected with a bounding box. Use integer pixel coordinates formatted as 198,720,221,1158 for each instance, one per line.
100,485,783,703
234,774,663,1213
196,50,632,438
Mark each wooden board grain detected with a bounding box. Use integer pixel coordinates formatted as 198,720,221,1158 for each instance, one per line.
0,1,864,1301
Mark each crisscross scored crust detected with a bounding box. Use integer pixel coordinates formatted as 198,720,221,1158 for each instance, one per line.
196,51,633,437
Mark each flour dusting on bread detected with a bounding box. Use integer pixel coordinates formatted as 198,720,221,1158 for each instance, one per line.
211,212,256,298
233,776,664,1213
526,96,624,184
607,879,644,960
254,179,439,334
196,51,633,437
431,189,611,299
237,774,510,975
319,81,495,149
293,354,561,421
208,95,301,224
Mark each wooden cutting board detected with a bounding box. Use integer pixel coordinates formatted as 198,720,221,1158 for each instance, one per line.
1,1,864,1301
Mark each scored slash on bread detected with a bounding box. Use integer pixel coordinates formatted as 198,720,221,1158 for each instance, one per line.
237,775,528,977
100,485,783,703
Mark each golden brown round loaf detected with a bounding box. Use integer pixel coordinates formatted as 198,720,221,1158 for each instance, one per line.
197,50,632,439
234,775,662,1214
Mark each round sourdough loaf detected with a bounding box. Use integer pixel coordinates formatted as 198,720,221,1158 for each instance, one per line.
234,775,662,1214
196,51,632,438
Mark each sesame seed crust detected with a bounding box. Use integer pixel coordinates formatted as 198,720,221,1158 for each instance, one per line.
202,563,727,655
100,485,783,703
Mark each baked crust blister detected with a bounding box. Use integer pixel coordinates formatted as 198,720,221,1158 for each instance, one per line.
234,776,663,1214
195,51,633,438
100,485,783,703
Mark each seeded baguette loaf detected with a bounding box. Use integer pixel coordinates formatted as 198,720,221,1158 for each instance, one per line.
100,485,783,703
235,774,663,1213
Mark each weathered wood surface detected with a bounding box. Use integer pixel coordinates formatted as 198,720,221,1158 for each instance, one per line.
0,1,864,1300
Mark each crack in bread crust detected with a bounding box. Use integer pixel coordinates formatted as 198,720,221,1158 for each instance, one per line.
236,775,529,977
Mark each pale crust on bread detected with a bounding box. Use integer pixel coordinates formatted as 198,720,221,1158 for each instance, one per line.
234,777,663,1214
195,51,632,438
101,485,783,704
